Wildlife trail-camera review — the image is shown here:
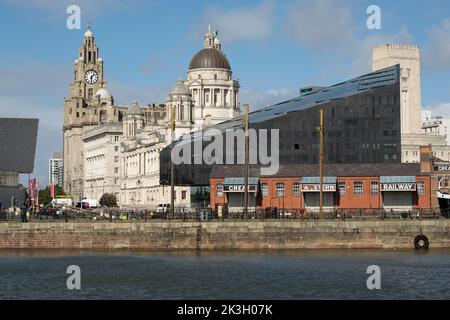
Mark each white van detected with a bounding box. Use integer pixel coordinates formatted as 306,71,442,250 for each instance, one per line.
156,204,170,214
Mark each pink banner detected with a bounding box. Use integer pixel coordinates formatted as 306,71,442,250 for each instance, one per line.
50,182,55,199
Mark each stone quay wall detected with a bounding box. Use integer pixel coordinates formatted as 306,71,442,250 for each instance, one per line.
0,220,449,250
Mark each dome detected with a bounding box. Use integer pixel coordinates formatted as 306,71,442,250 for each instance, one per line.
127,101,143,115
84,30,93,38
95,88,111,99
170,80,190,96
189,48,231,70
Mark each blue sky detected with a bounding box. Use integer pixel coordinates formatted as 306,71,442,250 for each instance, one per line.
0,0,450,184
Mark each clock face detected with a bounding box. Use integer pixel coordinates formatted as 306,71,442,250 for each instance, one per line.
84,69,98,84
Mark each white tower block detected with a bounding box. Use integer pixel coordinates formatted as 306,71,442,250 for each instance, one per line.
372,44,422,135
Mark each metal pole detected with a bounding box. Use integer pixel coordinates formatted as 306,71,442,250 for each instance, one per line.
170,105,175,220
319,109,324,215
244,104,249,219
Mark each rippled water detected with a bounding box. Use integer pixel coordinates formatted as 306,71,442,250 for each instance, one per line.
0,249,449,299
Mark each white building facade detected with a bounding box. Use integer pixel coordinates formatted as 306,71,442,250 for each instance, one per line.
421,110,450,145
82,123,123,203
48,152,63,186
119,27,241,209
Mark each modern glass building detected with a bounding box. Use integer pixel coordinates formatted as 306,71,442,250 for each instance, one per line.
160,64,401,186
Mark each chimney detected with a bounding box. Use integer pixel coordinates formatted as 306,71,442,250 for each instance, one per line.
420,145,433,173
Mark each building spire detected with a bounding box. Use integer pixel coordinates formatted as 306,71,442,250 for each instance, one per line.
204,25,221,50
84,22,93,38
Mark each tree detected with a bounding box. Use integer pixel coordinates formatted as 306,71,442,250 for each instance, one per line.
38,185,66,205
99,193,117,207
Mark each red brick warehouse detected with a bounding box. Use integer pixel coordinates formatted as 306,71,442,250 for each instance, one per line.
210,162,434,213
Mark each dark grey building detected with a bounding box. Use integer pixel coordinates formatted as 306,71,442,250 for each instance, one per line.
160,65,401,186
0,118,39,208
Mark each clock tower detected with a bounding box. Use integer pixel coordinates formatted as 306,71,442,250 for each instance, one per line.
63,27,111,200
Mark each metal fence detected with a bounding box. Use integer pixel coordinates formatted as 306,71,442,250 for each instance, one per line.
1,207,449,223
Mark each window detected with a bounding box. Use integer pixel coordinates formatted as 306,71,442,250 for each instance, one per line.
371,181,378,195
276,182,285,197
173,191,176,200
115,156,119,162
115,136,119,142
181,191,187,200
114,167,119,174
114,178,118,185
206,94,209,103
217,183,223,197
354,181,363,195
115,146,119,152
338,181,346,195
261,183,268,196
293,182,300,196
418,181,425,195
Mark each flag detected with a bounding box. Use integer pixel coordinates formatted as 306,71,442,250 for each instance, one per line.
28,179,34,200
50,182,55,199
35,179,39,207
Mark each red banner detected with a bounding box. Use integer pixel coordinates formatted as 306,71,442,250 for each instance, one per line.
50,182,55,199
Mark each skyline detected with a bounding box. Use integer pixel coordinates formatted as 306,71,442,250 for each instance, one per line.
1,0,450,184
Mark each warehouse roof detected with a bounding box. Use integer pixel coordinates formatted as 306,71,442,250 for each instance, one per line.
210,163,426,179
0,118,39,173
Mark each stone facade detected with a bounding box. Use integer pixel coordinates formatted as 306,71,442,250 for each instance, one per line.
82,123,123,203
63,29,126,201
372,44,422,135
0,220,449,250
63,27,242,207
372,44,450,163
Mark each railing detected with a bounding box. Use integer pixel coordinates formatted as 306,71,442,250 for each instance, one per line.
0,207,448,223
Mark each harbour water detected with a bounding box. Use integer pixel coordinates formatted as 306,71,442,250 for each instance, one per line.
0,249,449,300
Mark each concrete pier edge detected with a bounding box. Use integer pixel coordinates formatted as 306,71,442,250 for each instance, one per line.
0,220,449,250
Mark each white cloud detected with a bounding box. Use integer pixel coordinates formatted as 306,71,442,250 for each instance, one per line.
285,0,356,49
423,19,450,70
195,1,273,43
241,87,295,111
284,0,413,80
349,27,412,76
423,103,450,118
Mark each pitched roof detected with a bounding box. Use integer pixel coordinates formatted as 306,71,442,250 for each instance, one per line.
210,163,425,179
0,118,39,173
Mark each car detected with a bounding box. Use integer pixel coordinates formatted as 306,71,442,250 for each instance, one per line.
75,202,89,209
156,204,170,214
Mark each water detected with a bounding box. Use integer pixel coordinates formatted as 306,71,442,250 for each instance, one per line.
0,249,449,299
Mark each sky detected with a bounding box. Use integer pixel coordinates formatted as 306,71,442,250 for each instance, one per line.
0,0,450,185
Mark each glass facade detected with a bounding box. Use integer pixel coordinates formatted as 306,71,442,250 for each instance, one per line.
160,65,401,186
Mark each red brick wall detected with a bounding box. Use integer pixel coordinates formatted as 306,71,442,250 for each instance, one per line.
259,177,302,210
337,177,381,209
210,175,434,211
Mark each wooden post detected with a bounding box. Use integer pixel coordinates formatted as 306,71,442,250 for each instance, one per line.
319,109,324,215
244,104,249,219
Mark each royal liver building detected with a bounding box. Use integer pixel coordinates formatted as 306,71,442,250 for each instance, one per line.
63,26,241,208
